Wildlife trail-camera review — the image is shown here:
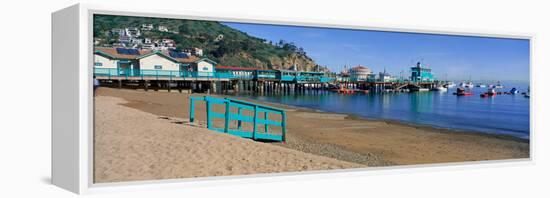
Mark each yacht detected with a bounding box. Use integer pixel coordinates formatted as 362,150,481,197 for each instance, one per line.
465,81,474,89
433,85,448,91
445,82,456,88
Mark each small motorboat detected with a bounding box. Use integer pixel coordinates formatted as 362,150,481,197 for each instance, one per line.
454,87,473,96
509,87,519,94
480,88,497,98
335,87,355,94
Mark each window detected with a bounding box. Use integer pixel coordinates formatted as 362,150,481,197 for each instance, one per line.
154,65,162,69
202,66,209,71
94,62,102,66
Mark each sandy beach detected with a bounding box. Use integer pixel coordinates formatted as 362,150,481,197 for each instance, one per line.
94,87,529,182
94,94,362,183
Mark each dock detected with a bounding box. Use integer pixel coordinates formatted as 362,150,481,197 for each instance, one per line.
94,67,440,94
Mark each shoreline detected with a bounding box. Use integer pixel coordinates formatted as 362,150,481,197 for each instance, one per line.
227,94,530,143
96,87,529,166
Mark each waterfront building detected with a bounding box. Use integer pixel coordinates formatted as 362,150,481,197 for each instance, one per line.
349,65,372,82
379,68,396,82
410,62,435,82
94,47,145,76
93,47,216,77
215,66,258,79
337,65,351,82
161,51,216,77
367,73,378,82
137,51,182,76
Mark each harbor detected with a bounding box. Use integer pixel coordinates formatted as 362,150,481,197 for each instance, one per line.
93,47,530,139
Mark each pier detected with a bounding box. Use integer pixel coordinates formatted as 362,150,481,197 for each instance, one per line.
94,67,440,94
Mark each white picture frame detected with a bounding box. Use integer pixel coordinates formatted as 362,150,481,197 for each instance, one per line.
52,3,533,194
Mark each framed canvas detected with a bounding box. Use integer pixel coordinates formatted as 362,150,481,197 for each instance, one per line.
52,3,533,194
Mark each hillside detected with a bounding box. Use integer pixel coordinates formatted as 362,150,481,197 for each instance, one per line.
93,14,328,72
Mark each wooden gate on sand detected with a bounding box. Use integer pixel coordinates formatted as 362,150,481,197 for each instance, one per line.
189,96,286,142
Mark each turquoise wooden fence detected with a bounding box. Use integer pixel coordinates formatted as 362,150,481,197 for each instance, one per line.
189,96,286,142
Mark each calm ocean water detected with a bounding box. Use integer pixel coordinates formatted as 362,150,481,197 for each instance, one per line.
231,84,530,139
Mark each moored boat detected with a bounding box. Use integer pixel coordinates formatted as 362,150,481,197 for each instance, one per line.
445,82,456,88
465,81,474,88
480,88,497,98
509,87,519,94
494,81,504,89
454,87,473,96
433,86,448,91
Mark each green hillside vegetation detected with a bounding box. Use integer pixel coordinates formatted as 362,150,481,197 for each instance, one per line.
94,14,327,71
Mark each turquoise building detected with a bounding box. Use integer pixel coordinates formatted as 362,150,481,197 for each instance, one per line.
410,62,434,82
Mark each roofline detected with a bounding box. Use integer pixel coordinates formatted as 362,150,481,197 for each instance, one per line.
137,51,179,63
196,57,217,65
93,50,118,59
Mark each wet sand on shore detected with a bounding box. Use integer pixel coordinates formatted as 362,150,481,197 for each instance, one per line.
97,87,529,167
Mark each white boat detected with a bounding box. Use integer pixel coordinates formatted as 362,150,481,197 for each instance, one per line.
492,81,504,89
465,82,474,88
433,86,448,91
446,82,456,88
476,84,486,88
509,87,519,94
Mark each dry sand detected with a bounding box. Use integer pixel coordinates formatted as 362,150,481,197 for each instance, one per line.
94,87,529,182
94,95,362,183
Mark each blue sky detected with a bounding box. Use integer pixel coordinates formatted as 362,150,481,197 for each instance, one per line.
224,22,530,83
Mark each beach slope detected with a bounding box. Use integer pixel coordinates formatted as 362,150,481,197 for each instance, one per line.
94,96,362,183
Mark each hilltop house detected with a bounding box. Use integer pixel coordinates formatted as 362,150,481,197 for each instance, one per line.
141,38,154,49
157,25,169,32
141,24,154,31
183,47,204,57
110,28,125,36
125,27,141,37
